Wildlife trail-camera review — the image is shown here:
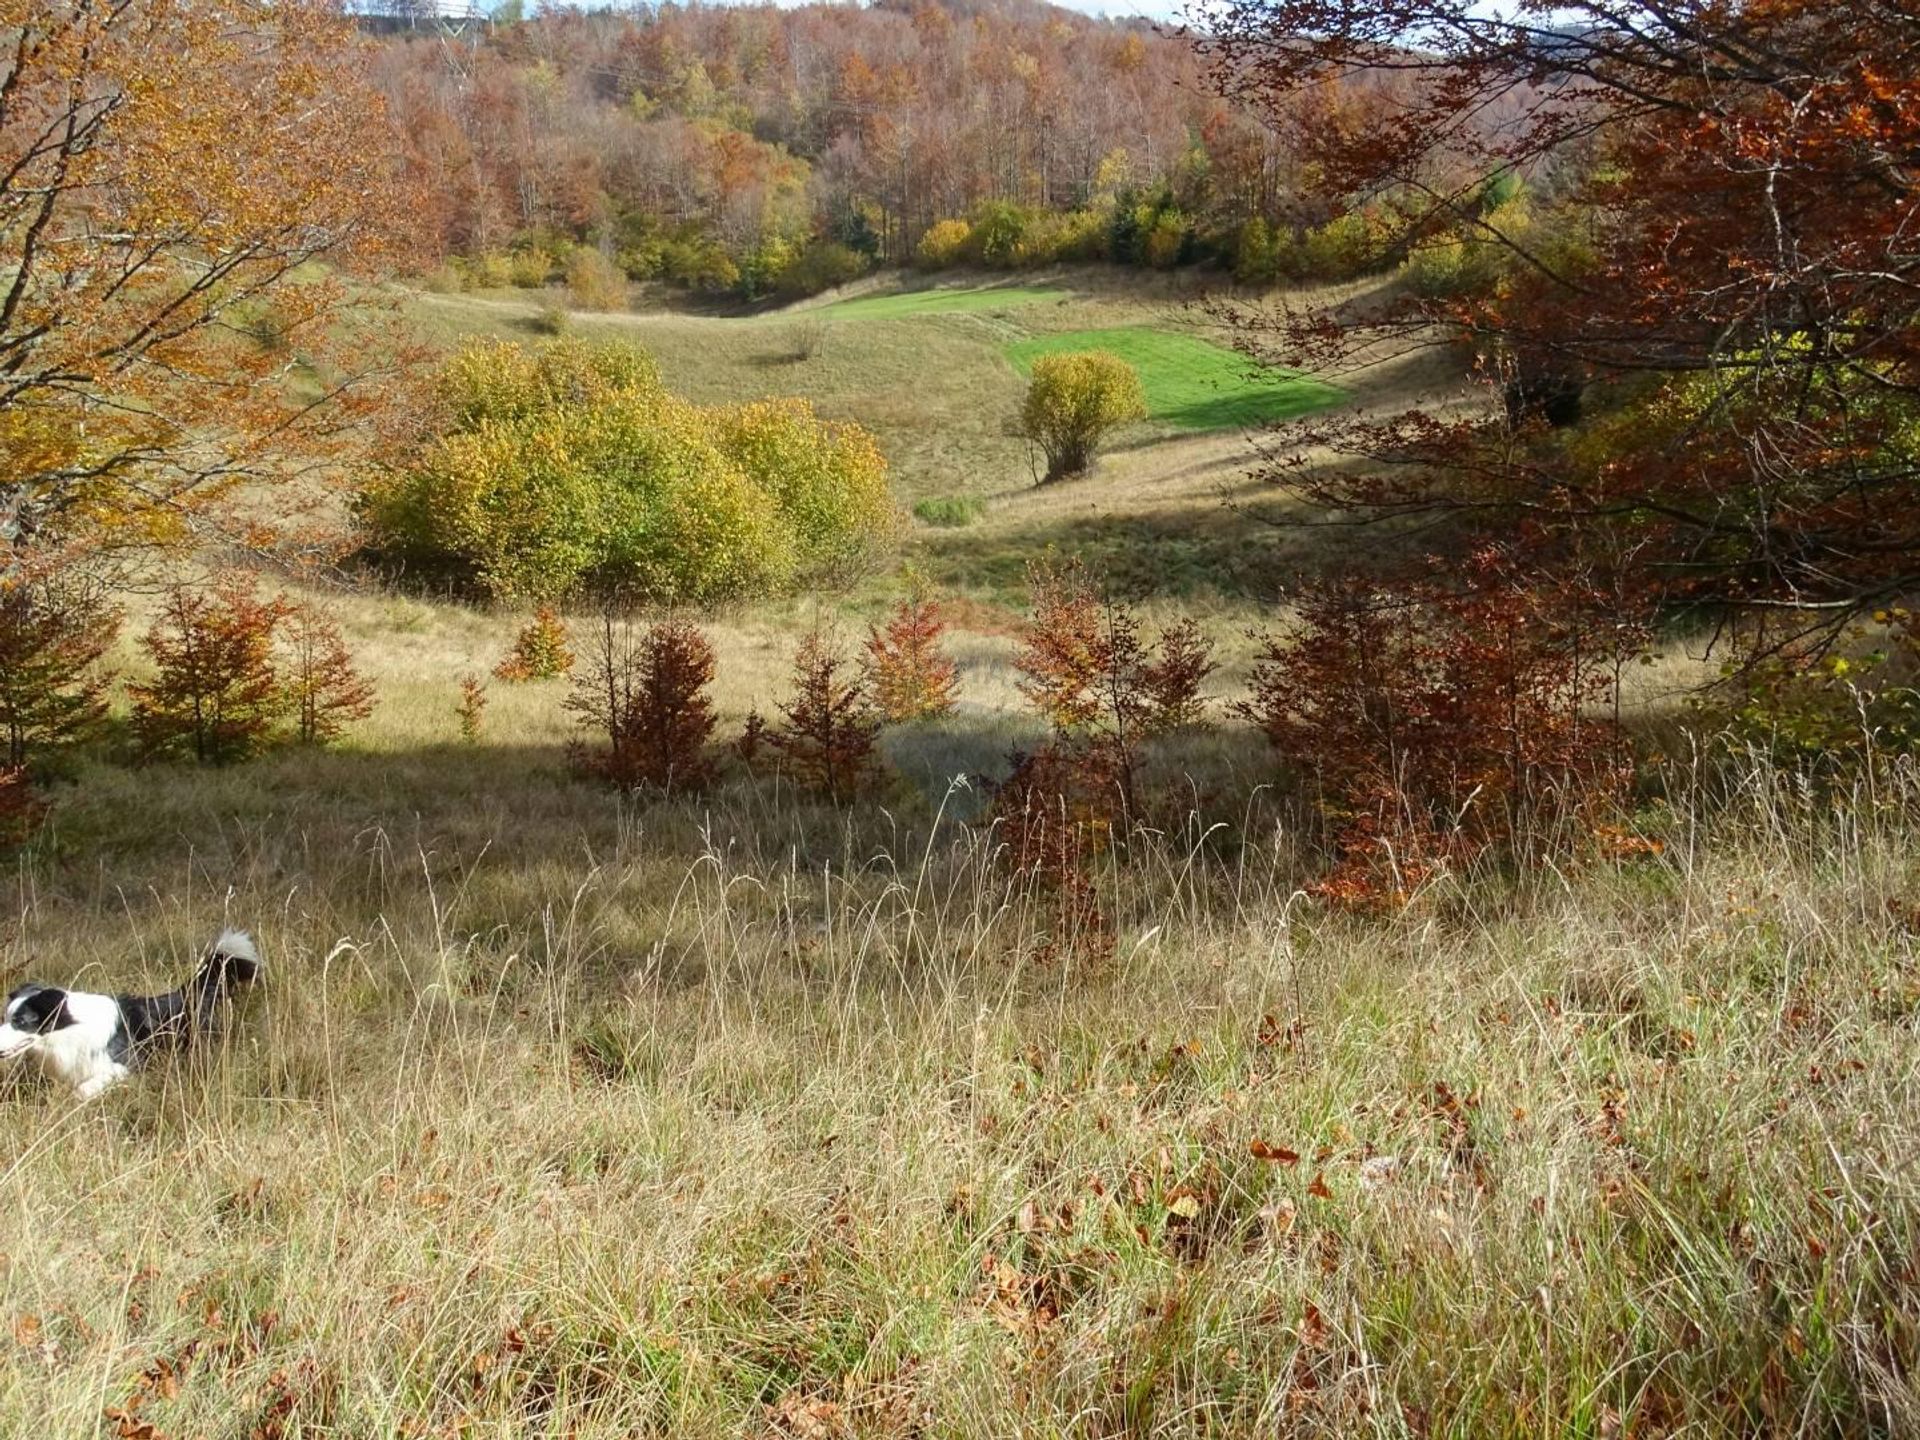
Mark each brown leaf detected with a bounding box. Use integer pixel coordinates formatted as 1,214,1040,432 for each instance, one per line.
1307,1172,1333,1200
1250,1140,1300,1166
1299,1302,1329,1348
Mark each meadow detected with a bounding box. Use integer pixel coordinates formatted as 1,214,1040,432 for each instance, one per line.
2,274,1913,1438
4,611,1917,1435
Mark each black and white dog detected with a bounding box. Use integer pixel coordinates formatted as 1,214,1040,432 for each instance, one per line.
0,931,262,1099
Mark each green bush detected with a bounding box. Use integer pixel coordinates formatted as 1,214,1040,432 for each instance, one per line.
912,495,985,528
971,201,1030,268
358,338,897,602
508,249,553,288
1019,350,1148,482
709,398,899,577
470,252,515,289
777,239,870,297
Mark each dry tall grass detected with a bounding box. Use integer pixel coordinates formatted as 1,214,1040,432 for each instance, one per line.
2,719,1917,1435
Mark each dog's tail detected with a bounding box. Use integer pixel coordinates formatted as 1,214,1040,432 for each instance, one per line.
190,930,262,1015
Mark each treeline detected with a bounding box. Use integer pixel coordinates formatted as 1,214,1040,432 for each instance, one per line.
371,0,1429,298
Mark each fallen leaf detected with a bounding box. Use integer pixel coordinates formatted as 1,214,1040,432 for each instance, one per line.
1307,1172,1333,1200
1250,1140,1300,1166
1299,1302,1328,1348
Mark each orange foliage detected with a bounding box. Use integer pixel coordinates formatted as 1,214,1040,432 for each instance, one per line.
456,675,488,744
766,631,880,804
864,588,958,723
565,614,716,793
495,606,576,683
0,0,414,574
281,602,376,747
130,579,294,765
1240,549,1642,905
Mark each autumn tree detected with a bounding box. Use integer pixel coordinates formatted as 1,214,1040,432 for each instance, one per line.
1019,352,1148,483
565,612,718,792
1238,549,1642,903
280,602,376,747
0,576,120,767
767,630,880,804
0,0,410,574
130,579,293,765
495,606,576,683
1203,0,1920,661
864,587,958,723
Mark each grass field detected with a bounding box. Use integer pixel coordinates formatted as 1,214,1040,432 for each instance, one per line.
408,273,1374,606
1005,326,1345,430
812,284,1067,320
2,585,1916,1434
7,272,1883,1437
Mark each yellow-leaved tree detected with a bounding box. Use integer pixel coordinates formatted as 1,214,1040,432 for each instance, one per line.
0,0,412,574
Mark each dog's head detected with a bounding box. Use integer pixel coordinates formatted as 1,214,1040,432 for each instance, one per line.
0,985,77,1060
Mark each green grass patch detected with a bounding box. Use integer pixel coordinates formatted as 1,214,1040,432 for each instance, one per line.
815,284,1066,320
912,495,986,528
1004,326,1342,431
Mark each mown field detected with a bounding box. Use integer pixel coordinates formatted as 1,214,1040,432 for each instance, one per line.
3,273,1912,1438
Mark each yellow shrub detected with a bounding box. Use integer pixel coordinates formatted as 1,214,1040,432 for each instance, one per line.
916,219,973,269
360,339,892,602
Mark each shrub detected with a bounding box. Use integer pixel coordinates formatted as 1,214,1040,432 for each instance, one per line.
1138,618,1215,735
708,398,898,581
280,600,375,747
0,575,120,768
915,219,973,269
508,249,552,288
423,260,470,294
766,630,879,803
865,588,958,723
1239,550,1640,905
565,248,627,311
529,301,571,336
911,495,984,528
989,740,1119,964
471,252,515,289
359,338,894,603
1142,212,1187,269
777,239,869,297
971,201,1031,268
130,578,293,764
495,606,575,683
1298,208,1388,280
456,674,487,743
1234,217,1278,284
1019,351,1148,482
565,613,716,793
0,766,46,852
1705,609,1920,764
1012,555,1212,805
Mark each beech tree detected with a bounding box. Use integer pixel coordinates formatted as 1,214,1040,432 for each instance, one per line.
1203,0,1920,656
0,0,410,574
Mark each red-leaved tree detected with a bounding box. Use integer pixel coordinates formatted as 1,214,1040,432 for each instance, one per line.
566,613,717,792
281,601,376,747
1203,0,1920,661
767,630,879,804
1240,548,1643,904
130,579,293,765
865,589,958,724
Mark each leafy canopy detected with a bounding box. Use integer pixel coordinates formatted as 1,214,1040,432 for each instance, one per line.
359,338,899,602
1019,352,1148,482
